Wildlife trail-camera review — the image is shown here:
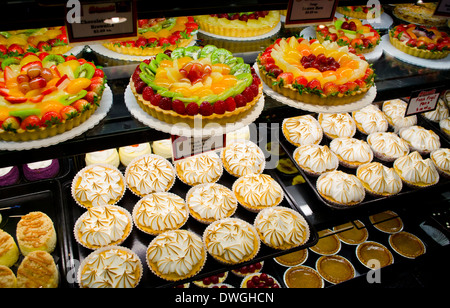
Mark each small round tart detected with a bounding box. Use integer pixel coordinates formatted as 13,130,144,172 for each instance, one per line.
232,173,284,212
316,17,381,54
221,140,265,178
329,137,373,169
125,154,176,198
175,151,223,186
254,206,310,250
274,249,308,267
382,99,417,131
195,11,280,38
186,183,237,224
393,151,439,188
282,114,323,147
316,255,355,284
72,164,125,209
430,148,450,178
422,98,449,122
310,229,341,256
369,210,403,234
398,125,440,155
240,273,281,288
318,113,356,140
146,229,206,281
357,162,403,197
333,220,368,245
209,283,234,288
352,104,388,135
74,205,133,249
316,171,365,207
131,45,263,128
0,54,106,142
356,241,393,269
293,144,339,176
203,218,260,265
118,143,152,167
284,265,324,288
132,192,188,235
78,246,143,288
336,6,384,20
103,17,198,56
393,3,447,27
439,117,450,137
193,272,228,288
231,261,264,277
389,24,450,59
367,132,410,162
85,149,120,168
257,37,375,106
389,231,426,259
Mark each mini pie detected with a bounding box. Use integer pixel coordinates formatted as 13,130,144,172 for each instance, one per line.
389,231,425,259
316,255,355,284
232,173,284,212
398,125,440,155
240,272,280,288
422,99,449,123
186,183,237,224
293,144,339,176
16,211,57,256
369,211,403,234
221,140,265,178
203,218,260,265
284,265,324,288
318,113,356,140
367,132,410,162
430,148,450,178
356,241,393,269
439,117,450,137
125,154,176,197
329,137,373,169
175,151,223,186
72,164,126,209
310,229,341,256
132,192,189,235
333,220,368,245
254,206,310,250
316,171,365,207
17,251,59,288
282,114,323,147
274,249,308,267
352,104,388,135
382,99,417,131
356,162,403,197
393,151,439,188
193,272,228,288
147,230,206,281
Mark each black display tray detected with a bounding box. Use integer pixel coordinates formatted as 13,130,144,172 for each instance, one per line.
62,166,318,288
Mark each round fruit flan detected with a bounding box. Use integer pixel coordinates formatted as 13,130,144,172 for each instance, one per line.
103,17,199,56
131,45,262,128
195,11,280,38
0,54,106,141
316,18,381,54
389,24,450,59
257,37,374,106
0,26,71,57
336,6,384,20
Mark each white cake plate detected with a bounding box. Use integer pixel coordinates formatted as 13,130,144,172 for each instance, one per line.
65,45,85,56
124,84,265,138
197,22,281,41
0,85,113,151
380,34,450,70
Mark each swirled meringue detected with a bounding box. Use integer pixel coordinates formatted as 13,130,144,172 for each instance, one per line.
399,125,440,155
221,140,265,177
367,132,410,162
440,117,450,137
318,113,356,139
316,171,365,206
382,99,417,131
176,151,223,186
356,162,403,196
422,98,449,122
329,137,373,168
393,151,439,187
352,104,388,135
294,144,339,175
430,148,450,177
282,115,323,146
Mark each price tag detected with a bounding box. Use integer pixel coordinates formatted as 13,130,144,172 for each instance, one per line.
285,0,338,27
171,134,226,162
435,0,450,17
405,87,444,116
65,0,137,43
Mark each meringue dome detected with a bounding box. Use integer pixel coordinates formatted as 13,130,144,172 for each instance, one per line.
430,148,450,177
293,144,339,176
422,98,449,122
176,151,223,186
318,113,356,139
356,162,403,196
329,137,373,168
221,140,265,178
282,115,323,147
367,132,410,162
399,125,440,155
393,151,439,187
382,99,417,131
440,117,450,137
316,170,365,206
352,104,389,135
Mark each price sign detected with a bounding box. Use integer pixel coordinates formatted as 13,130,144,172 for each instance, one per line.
405,87,444,116
65,0,137,43
435,0,450,17
285,0,338,27
171,134,226,162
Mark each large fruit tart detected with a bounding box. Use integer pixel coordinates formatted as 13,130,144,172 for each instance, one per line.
0,26,71,58
195,11,280,38
103,17,199,56
130,45,262,128
389,24,450,59
336,6,383,20
316,18,381,54
257,37,375,106
0,54,106,142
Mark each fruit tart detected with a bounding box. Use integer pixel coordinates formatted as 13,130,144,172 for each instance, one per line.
389,24,450,59
0,54,106,141
0,26,71,57
257,37,375,106
130,45,262,128
316,18,381,54
195,11,280,38
103,17,199,57
336,6,383,20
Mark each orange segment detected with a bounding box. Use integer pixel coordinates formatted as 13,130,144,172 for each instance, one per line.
66,78,91,94
38,100,63,115
159,59,173,68
346,60,360,69
310,44,326,55
297,44,311,57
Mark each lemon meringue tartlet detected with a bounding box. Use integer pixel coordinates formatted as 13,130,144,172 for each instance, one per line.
329,137,373,169
382,99,417,131
203,218,260,265
352,104,388,135
398,125,440,155
146,230,206,281
294,144,339,176
221,140,266,178
367,132,410,162
430,148,450,178
176,151,223,186
254,206,310,250
356,162,403,197
232,173,284,212
316,170,365,207
394,151,440,188
133,192,189,235
282,115,323,147
318,113,356,140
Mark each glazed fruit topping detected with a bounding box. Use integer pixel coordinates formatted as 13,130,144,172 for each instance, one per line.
235,262,263,275
211,11,269,21
301,53,340,72
245,273,280,288
197,273,226,286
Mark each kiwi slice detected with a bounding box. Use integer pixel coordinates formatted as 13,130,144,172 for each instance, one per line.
1,57,20,70
74,63,95,79
42,54,65,68
9,108,41,119
59,90,87,106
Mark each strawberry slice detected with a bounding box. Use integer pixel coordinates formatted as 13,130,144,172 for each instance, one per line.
0,88,10,97
5,96,27,104
41,86,57,95
4,66,18,83
29,94,44,103
20,61,43,74
56,74,70,90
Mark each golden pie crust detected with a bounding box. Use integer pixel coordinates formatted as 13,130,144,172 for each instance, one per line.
316,255,355,284
275,249,308,267
333,220,368,245
389,231,425,259
356,241,393,269
369,210,403,234
310,229,341,255
393,3,447,27
284,265,324,288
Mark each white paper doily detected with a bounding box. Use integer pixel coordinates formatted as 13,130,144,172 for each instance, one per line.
197,22,281,41
65,45,85,56
254,64,376,114
335,12,393,29
0,85,113,151
88,36,197,62
380,34,450,70
300,26,383,62
124,84,264,137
